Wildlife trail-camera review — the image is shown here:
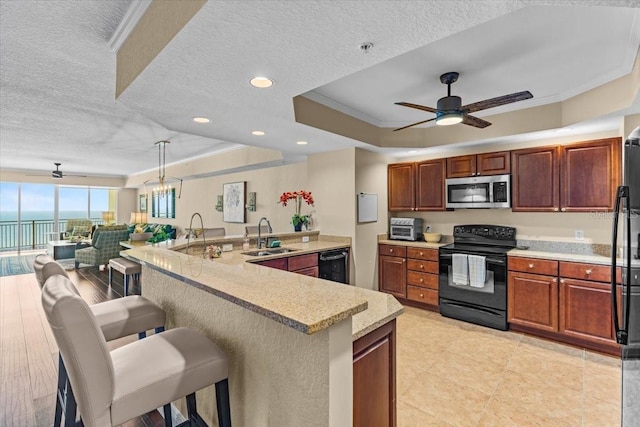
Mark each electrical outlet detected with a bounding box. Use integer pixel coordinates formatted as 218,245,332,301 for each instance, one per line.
302,236,310,243
575,230,584,240
222,244,233,252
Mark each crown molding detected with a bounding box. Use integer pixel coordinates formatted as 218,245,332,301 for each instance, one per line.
109,0,153,53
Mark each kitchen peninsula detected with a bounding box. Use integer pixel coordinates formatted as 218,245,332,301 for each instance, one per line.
122,234,403,427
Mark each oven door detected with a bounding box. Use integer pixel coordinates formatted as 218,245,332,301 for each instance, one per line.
438,250,507,310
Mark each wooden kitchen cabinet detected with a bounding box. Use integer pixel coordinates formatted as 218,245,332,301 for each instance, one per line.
388,163,415,211
353,319,396,427
288,252,318,277
511,146,560,212
446,151,510,178
558,261,620,352
512,138,621,212
405,247,439,308
379,244,406,298
508,271,559,332
560,137,621,212
415,158,447,211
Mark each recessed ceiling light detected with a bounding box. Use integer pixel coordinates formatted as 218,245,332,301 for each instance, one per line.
252,130,265,136
193,117,210,123
250,77,273,88
296,141,308,145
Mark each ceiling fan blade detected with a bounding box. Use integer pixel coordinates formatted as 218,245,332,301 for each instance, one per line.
393,117,437,132
394,102,438,114
462,91,533,114
462,114,492,129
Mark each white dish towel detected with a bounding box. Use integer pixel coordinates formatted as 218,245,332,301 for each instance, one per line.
468,255,487,288
452,254,469,286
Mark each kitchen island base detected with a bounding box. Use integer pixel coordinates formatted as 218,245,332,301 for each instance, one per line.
142,267,353,427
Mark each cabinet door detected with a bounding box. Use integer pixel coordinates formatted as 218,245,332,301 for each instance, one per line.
295,266,319,277
416,159,446,211
353,320,396,427
446,155,476,178
379,255,406,298
508,272,558,332
388,163,415,211
560,137,621,212
477,151,510,176
511,146,560,212
559,278,615,344
257,257,288,270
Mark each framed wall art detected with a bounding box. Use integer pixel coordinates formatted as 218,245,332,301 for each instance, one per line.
139,194,148,213
223,181,246,223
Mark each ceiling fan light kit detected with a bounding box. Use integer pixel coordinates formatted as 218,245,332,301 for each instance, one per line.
394,71,533,131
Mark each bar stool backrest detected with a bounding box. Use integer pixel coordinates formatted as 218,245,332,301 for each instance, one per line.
41,275,115,427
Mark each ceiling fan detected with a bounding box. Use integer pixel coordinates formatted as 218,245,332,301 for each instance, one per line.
28,162,88,179
394,71,533,131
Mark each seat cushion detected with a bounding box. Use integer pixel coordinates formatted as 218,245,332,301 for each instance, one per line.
110,327,228,426
90,296,165,341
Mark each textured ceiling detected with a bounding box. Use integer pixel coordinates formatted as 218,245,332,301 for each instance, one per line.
0,0,639,179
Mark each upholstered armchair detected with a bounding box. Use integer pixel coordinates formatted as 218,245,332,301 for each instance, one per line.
75,225,130,269
61,219,93,240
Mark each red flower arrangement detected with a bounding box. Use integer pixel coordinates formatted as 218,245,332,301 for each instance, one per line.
278,190,314,227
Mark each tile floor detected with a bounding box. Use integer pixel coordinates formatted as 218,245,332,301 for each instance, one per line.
396,306,621,427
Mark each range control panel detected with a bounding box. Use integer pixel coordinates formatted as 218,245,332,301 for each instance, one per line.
453,224,517,246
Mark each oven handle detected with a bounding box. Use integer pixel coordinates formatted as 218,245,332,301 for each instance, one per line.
439,253,505,265
441,301,504,317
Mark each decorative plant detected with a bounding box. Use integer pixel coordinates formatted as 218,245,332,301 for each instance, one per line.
278,190,314,227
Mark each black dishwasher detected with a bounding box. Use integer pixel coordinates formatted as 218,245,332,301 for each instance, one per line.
318,249,350,284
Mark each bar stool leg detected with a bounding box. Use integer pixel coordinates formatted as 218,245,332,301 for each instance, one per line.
163,404,172,427
108,266,113,286
215,379,232,427
124,274,129,297
54,356,65,427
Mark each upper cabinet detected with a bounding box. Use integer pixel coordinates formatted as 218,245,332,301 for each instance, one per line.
560,138,621,212
388,163,415,211
446,151,511,178
415,159,446,211
511,146,560,212
388,160,447,211
512,137,621,212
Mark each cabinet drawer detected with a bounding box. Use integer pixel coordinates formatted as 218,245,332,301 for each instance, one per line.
295,266,319,277
559,261,619,283
509,256,558,276
407,247,438,261
288,253,318,271
379,244,406,257
407,271,438,289
406,259,438,274
257,257,288,270
407,286,438,305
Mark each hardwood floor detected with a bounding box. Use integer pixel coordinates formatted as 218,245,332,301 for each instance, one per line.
0,265,165,427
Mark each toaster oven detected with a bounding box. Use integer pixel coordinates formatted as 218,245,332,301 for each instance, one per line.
389,217,423,241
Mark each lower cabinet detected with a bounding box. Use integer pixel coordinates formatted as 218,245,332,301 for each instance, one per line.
353,319,396,427
508,271,559,332
255,253,319,277
508,256,620,355
379,245,407,298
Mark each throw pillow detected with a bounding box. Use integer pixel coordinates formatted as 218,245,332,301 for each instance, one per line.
71,225,90,237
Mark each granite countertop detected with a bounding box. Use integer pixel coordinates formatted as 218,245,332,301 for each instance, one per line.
378,238,447,249
123,236,403,341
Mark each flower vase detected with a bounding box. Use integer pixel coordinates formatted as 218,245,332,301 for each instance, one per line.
293,220,302,232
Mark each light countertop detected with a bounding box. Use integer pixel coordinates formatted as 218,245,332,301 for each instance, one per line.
507,249,615,265
122,236,403,340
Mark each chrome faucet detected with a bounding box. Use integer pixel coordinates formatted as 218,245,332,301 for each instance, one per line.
257,217,272,249
186,212,206,255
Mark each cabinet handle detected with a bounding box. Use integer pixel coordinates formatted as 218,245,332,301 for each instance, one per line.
553,208,559,212
389,249,393,253
585,269,592,275
420,264,424,269
419,278,424,283
553,278,557,283
560,279,565,284
561,208,567,212
420,252,424,256
420,293,424,298
528,263,534,269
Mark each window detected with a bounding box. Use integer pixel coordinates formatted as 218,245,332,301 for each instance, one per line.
151,188,175,219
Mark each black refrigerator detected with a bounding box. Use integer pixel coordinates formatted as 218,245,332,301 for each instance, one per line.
612,126,640,426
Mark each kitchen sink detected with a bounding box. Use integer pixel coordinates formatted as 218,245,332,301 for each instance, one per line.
242,247,299,257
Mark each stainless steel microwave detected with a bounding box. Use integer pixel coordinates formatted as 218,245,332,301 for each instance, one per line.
446,174,511,209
